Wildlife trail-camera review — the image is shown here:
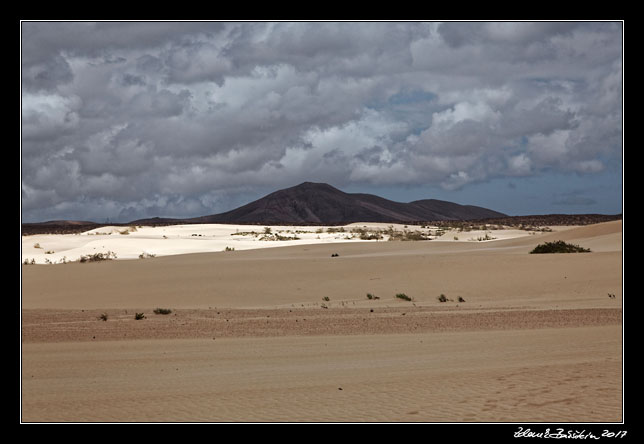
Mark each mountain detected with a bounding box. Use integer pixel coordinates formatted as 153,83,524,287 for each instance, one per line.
21,220,102,235
175,182,507,225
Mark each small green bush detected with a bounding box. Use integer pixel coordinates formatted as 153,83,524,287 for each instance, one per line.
437,294,448,303
153,308,172,315
396,293,412,301
134,312,145,320
530,241,591,254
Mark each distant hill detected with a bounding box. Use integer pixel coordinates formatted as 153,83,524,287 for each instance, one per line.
178,182,507,225
21,220,102,235
22,183,623,234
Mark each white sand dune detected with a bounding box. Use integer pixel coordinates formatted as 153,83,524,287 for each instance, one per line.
21,221,555,264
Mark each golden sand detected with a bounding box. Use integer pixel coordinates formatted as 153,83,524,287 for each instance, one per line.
21,221,623,422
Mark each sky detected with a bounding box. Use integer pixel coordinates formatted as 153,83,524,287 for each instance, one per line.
21,21,623,223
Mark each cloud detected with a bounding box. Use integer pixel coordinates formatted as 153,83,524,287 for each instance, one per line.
21,21,622,222
22,92,81,142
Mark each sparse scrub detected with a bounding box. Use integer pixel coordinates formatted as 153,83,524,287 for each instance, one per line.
232,230,259,237
23,258,36,265
33,243,42,249
322,296,330,301
79,251,117,262
139,252,156,259
395,293,412,301
437,294,448,303
224,246,235,251
98,313,108,321
153,308,172,315
331,253,339,257
134,312,146,320
351,227,384,240
45,250,54,254
471,232,496,241
259,232,300,241
529,241,591,254
388,230,431,241
366,293,380,300
457,296,466,303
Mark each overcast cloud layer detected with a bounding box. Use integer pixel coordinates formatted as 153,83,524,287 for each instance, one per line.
21,21,623,222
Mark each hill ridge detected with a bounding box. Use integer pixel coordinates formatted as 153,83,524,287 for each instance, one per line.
180,182,506,225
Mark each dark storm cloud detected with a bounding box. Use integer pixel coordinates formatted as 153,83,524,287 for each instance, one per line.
21,21,622,222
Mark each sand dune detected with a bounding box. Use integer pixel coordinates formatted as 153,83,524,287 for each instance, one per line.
21,221,623,423
22,326,621,422
21,221,556,265
21,222,622,310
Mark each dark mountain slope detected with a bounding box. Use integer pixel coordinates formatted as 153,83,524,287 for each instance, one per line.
186,182,506,225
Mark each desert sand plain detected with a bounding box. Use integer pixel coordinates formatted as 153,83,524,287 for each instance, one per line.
21,220,623,423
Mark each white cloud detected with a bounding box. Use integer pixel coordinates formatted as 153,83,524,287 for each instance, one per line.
22,93,81,140
507,153,533,176
20,22,623,221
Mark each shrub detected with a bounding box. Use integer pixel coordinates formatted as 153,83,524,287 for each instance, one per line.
139,252,156,259
134,312,146,320
153,308,172,315
529,241,591,254
322,296,330,301
437,294,448,303
396,293,412,301
388,230,431,241
471,232,496,241
331,253,339,257
224,246,235,251
457,296,466,303
79,251,117,263
33,243,42,249
98,313,108,321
